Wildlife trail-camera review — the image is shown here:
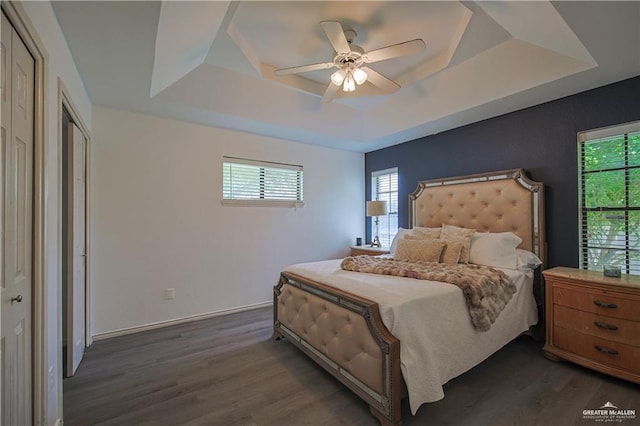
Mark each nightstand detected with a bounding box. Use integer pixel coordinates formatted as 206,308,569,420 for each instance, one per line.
350,246,390,256
542,267,640,384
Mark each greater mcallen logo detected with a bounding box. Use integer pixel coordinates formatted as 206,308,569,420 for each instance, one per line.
583,401,636,422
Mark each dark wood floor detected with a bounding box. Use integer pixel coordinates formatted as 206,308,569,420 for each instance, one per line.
64,306,639,426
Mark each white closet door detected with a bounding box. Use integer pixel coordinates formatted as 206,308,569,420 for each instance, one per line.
66,122,86,376
1,11,35,426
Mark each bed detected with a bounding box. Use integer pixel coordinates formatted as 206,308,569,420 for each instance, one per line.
272,169,546,425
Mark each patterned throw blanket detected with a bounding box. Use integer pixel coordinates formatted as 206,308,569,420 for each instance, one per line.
340,256,517,331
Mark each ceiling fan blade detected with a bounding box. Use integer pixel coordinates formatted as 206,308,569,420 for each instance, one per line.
274,62,335,76
363,39,426,63
321,82,340,103
361,67,400,93
320,21,351,53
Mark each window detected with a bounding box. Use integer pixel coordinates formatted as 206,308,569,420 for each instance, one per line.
578,121,639,275
223,157,303,207
372,168,398,246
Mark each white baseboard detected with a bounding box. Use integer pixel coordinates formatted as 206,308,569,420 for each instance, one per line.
92,301,272,341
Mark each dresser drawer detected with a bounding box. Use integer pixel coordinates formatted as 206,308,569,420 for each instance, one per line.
554,305,640,347
552,286,640,321
553,326,640,373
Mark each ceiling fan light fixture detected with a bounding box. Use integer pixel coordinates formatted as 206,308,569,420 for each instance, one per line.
343,73,356,92
276,21,425,102
353,67,367,85
331,69,346,86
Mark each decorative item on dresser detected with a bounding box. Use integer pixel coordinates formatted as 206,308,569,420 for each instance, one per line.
350,245,390,256
542,267,640,384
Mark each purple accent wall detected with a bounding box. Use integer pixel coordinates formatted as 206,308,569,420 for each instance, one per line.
365,76,640,268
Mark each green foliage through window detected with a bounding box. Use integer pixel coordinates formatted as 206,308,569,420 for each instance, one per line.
579,124,639,275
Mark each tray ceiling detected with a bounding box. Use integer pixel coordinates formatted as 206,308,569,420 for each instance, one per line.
52,1,640,152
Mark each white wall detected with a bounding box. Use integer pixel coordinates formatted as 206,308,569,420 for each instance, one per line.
91,106,364,334
10,2,92,425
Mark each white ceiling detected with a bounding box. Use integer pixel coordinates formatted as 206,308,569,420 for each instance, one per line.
51,1,640,153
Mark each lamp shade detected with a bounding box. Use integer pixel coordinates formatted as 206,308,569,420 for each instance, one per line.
331,69,346,86
366,200,388,217
343,73,356,92
352,67,367,85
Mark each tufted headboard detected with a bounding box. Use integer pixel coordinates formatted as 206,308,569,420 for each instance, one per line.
409,169,546,267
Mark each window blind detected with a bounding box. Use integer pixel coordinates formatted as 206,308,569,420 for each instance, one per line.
578,121,640,275
372,168,398,246
223,157,303,207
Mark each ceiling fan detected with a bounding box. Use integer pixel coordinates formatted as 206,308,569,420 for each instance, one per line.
274,21,426,102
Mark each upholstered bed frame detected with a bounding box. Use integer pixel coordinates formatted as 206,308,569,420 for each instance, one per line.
273,169,545,425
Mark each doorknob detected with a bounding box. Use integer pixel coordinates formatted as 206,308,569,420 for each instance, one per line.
11,294,23,304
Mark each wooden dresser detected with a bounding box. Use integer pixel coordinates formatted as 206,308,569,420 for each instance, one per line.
542,267,640,383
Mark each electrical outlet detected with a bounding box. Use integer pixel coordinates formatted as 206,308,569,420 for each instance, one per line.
164,288,175,300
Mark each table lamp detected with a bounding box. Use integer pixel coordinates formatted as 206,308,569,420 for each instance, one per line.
366,200,388,247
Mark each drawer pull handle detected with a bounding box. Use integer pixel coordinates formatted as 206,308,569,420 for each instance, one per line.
593,300,618,309
594,321,618,331
594,345,619,356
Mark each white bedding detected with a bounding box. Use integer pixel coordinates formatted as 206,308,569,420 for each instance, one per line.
283,259,538,414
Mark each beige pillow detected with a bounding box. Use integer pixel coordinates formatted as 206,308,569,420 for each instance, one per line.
406,237,461,263
439,239,463,264
440,225,476,263
394,239,446,263
413,226,441,239
404,234,429,241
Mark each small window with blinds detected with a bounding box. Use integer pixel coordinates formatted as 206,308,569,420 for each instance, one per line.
222,157,303,207
372,168,398,246
578,121,640,275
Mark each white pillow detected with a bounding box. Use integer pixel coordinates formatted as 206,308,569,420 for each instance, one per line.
516,248,543,270
390,228,412,255
469,232,522,269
